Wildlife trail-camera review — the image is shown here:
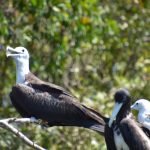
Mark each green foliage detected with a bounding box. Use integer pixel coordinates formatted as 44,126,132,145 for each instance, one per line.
0,0,149,149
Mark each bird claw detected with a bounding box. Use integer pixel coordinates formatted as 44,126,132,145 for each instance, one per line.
30,117,48,127
37,119,49,127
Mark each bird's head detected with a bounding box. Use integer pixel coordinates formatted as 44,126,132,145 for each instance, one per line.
6,46,30,83
6,46,29,63
131,99,150,111
108,88,130,127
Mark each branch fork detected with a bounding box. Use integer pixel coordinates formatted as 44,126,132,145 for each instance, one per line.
0,118,46,150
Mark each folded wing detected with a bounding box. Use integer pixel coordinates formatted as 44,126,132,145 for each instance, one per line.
10,83,106,135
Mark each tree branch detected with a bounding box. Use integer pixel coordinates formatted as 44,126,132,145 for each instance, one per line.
0,118,46,150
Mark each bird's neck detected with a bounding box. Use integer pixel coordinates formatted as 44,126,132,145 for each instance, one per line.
16,59,30,84
138,111,145,123
137,108,150,122
116,102,131,122
140,107,150,113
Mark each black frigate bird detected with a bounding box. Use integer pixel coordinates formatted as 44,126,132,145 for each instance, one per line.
105,89,150,150
6,46,107,134
6,46,150,149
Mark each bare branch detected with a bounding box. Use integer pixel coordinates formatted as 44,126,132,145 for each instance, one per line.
0,118,46,150
3,117,39,124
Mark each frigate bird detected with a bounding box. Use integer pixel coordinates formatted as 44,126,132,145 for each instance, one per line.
6,46,107,134
131,99,150,131
105,89,150,150
6,46,150,149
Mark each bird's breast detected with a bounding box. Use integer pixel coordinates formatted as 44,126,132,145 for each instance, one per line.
113,126,129,150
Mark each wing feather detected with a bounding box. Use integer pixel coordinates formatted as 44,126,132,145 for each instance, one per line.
10,84,105,134
120,118,150,150
25,73,74,98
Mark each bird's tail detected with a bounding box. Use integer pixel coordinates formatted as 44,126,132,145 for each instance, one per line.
89,124,105,135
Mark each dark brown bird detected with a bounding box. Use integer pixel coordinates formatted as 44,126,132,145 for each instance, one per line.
105,89,150,150
6,46,107,134
6,46,150,149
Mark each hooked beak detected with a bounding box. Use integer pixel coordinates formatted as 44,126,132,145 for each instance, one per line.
130,104,134,109
130,103,137,110
108,102,123,127
6,46,20,57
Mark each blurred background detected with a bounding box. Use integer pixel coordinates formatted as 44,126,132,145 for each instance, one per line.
0,0,149,149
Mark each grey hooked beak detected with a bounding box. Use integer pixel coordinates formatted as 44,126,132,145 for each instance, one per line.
130,103,137,110
130,104,134,109
6,46,20,57
108,102,123,127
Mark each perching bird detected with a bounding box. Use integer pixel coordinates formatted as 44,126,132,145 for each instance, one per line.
6,46,150,149
6,46,107,134
131,99,150,131
105,89,150,150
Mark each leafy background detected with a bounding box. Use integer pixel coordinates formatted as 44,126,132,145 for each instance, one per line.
0,0,149,149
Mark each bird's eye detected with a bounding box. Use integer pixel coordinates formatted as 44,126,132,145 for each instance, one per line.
136,103,138,105
22,49,24,52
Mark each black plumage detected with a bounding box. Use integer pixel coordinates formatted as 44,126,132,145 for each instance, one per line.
6,46,150,149
6,46,107,134
105,89,150,150
10,73,106,133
